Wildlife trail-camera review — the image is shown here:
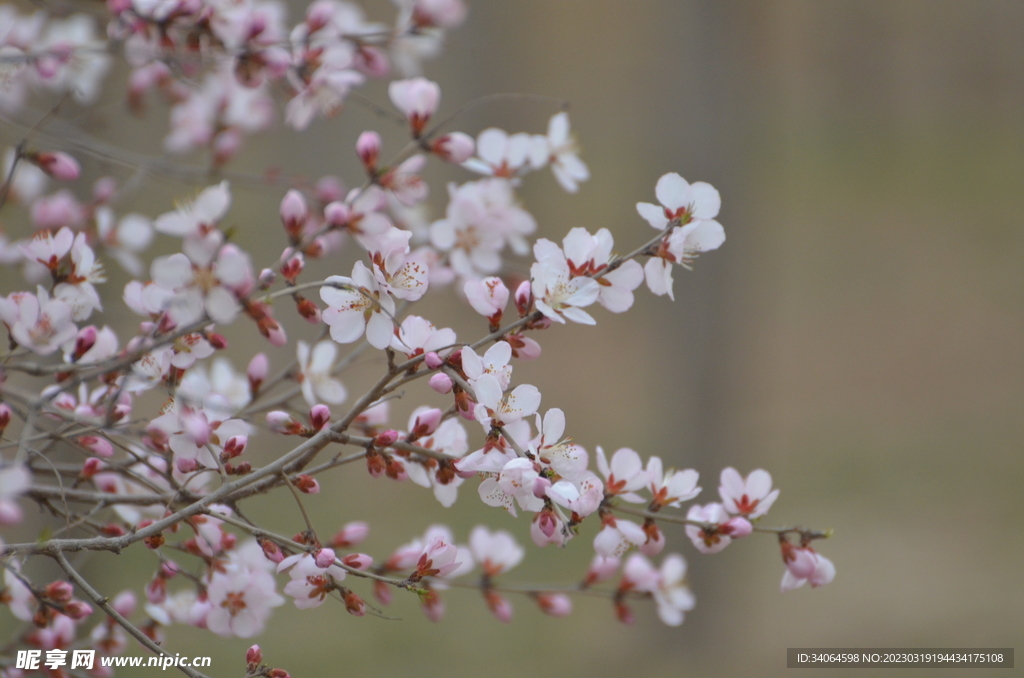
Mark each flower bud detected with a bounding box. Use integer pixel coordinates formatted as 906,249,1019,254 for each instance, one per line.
781,542,817,579
410,408,442,437
267,411,303,435
78,435,114,458
330,521,369,548
428,374,452,395
535,593,572,617
315,175,345,203
388,78,440,136
0,403,11,433
341,553,373,570
485,591,513,623
374,430,399,447
112,591,137,617
723,516,753,538
309,404,331,431
279,190,308,236
431,132,474,163
207,332,228,349
424,351,444,369
63,600,93,619
175,457,198,474
296,296,321,323
72,325,97,360
293,474,320,494
35,152,80,181
248,353,268,394
280,253,304,283
222,435,247,459
45,581,74,603
80,457,103,479
246,645,262,670
314,548,336,569
343,589,366,616
356,131,381,171
514,280,532,316
257,537,284,564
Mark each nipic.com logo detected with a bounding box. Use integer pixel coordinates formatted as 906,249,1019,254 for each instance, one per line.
16,650,213,671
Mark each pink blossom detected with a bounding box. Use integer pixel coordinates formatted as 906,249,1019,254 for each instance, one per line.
595,446,649,502
719,467,780,519
296,340,347,407
469,526,524,576
0,287,77,355
388,77,440,136
646,456,701,509
780,548,836,592
320,263,396,349
685,503,734,554
543,112,589,193
205,568,283,638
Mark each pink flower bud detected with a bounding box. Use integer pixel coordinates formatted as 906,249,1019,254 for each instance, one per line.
388,78,440,136
63,600,93,619
343,589,366,616
296,296,321,323
412,0,467,29
267,669,290,678
373,580,392,606
280,254,304,284
331,521,369,548
45,581,74,603
427,373,453,394
410,408,442,437
294,474,320,494
782,543,817,579
258,537,284,564
639,525,665,557
81,457,102,479
72,326,97,360
431,132,474,163
485,591,513,623
279,190,308,235
315,176,345,203
341,553,373,570
374,430,399,447
309,404,331,431
93,176,117,202
507,333,541,360
207,332,228,349
35,152,80,181
323,200,350,227
267,411,303,435
514,280,532,315
112,591,137,618
723,516,753,538
175,457,198,474
314,548,336,569
246,645,262,669
0,403,13,433
536,593,572,617
248,353,268,393
356,131,381,171
222,435,247,459
258,268,276,288
424,351,444,369
78,435,114,458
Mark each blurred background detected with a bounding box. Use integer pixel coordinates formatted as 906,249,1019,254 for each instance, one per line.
2,1,1023,677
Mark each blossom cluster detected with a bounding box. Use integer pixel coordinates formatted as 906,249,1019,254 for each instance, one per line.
0,0,833,675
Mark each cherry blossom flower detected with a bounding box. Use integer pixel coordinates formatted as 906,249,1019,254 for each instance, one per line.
542,112,589,193
561,227,644,313
472,374,541,429
205,567,283,637
531,238,600,324
463,128,545,178
390,315,457,359
646,456,701,509
149,244,253,326
636,172,722,232
320,262,397,349
0,287,77,355
718,467,779,519
388,77,440,136
684,503,734,554
653,554,696,626
780,548,836,592
461,341,513,390
154,182,231,239
530,408,587,482
595,446,649,502
469,526,524,576
278,552,348,609
594,516,647,557
296,340,347,407
96,207,154,277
